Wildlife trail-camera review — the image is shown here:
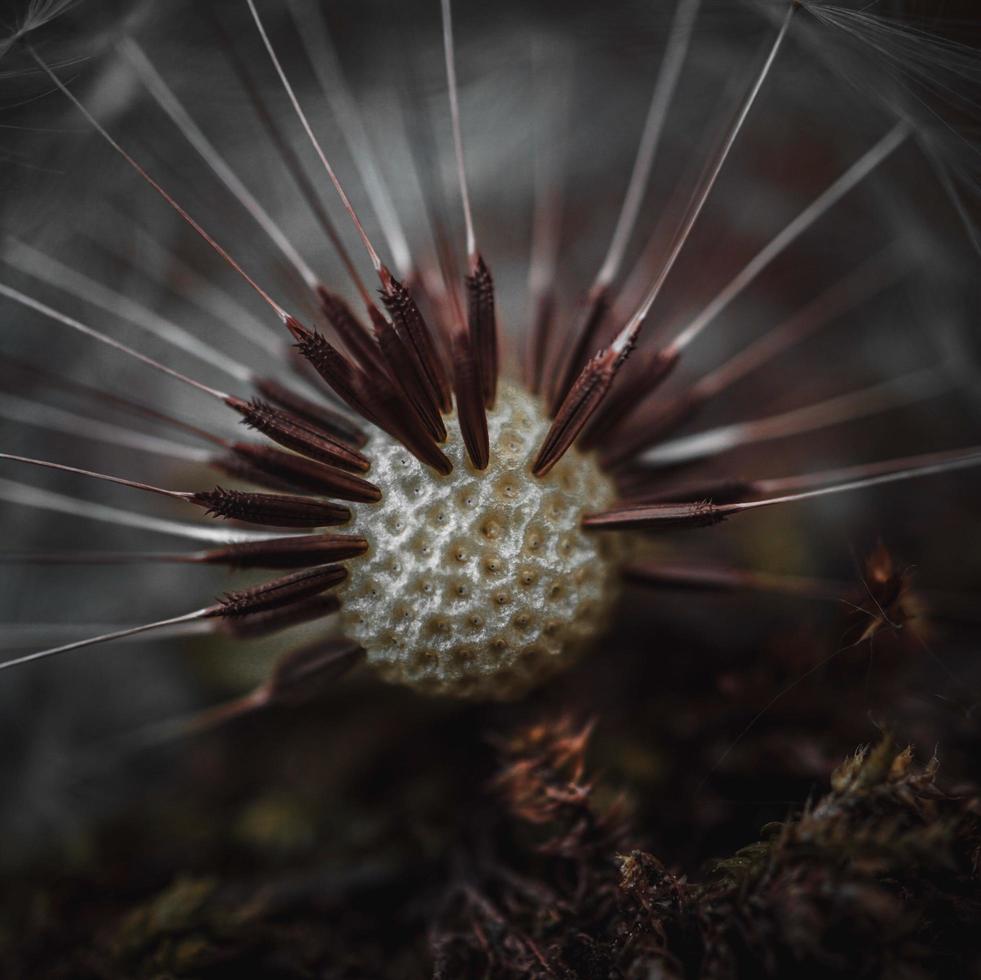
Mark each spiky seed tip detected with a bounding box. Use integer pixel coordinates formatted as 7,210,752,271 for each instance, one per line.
193,487,350,528
337,380,623,699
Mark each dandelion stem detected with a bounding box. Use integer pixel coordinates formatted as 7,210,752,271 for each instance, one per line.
245,0,383,275
597,0,701,290
441,0,476,261
732,449,981,512
0,477,279,543
537,4,795,468
0,392,212,464
0,354,230,448
548,0,700,408
598,245,909,462
624,560,851,600
613,3,796,354
4,238,256,384
756,446,981,496
285,0,413,279
692,245,909,400
120,37,322,292
0,282,230,402
206,15,375,308
88,208,283,358
0,551,202,565
669,121,908,354
29,47,292,323
0,452,197,502
585,446,981,530
526,40,570,394
635,366,950,468
0,620,215,652
0,608,216,672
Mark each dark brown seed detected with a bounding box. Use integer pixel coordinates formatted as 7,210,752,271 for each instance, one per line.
386,410,453,474
225,442,381,502
403,270,455,364
548,283,609,416
218,564,347,618
464,254,498,409
228,395,370,473
316,286,386,374
622,560,846,599
265,638,365,705
533,339,635,478
221,593,342,638
253,374,366,447
614,476,758,508
579,347,680,450
290,289,453,475
582,499,727,532
452,329,489,470
346,344,454,475
201,533,368,569
286,316,382,426
380,268,453,414
623,560,750,594
211,453,300,494
192,487,350,528
369,303,447,443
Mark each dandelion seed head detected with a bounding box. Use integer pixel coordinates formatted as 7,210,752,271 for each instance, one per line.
338,379,621,699
0,0,978,871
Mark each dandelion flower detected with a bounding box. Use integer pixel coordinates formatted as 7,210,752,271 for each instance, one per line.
0,0,978,724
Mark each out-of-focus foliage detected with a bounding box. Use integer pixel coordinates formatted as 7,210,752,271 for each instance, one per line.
3,716,979,978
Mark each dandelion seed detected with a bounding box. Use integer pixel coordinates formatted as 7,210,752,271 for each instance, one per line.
0,0,977,728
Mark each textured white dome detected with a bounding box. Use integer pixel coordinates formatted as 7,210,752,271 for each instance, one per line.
338,380,621,699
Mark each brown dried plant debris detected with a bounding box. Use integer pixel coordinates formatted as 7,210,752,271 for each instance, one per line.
2,718,979,979
431,723,981,980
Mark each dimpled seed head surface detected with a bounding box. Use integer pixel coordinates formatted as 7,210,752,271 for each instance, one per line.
337,380,620,699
